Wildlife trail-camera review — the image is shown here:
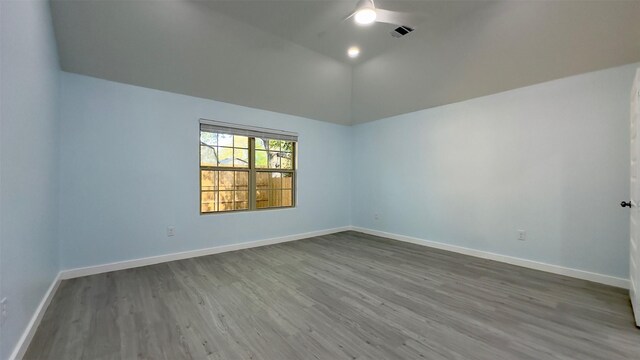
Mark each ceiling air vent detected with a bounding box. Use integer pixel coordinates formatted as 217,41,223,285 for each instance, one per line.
391,26,414,38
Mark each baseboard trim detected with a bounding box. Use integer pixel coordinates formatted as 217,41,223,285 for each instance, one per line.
59,226,352,280
9,272,62,360
351,227,629,289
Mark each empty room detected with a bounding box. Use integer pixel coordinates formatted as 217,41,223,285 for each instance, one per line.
2,0,640,359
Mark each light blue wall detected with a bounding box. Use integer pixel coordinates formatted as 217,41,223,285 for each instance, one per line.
57,64,638,279
0,1,60,358
58,72,352,269
352,63,637,279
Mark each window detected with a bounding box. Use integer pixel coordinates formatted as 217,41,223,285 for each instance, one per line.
199,120,297,213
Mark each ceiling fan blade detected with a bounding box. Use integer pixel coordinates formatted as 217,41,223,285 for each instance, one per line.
318,10,355,38
341,11,357,23
374,8,420,27
356,0,374,10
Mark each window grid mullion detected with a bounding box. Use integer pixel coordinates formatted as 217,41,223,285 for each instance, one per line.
249,137,257,210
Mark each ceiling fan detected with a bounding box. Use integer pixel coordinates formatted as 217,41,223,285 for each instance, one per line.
345,0,419,28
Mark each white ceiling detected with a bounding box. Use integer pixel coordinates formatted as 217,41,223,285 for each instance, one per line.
50,0,640,125
200,1,482,64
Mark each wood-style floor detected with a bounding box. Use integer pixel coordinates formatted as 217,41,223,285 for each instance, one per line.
25,231,640,359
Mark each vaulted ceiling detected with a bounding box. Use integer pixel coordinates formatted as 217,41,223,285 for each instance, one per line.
50,0,640,125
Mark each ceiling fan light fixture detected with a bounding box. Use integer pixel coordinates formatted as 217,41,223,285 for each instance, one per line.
354,7,376,25
347,46,360,58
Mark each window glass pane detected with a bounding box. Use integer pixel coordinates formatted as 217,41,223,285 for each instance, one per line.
256,172,269,189
282,173,293,189
235,172,248,191
256,138,267,150
201,191,217,212
201,170,218,191
234,135,248,148
256,190,269,208
255,171,294,209
281,152,293,169
235,191,248,202
270,190,282,207
218,133,233,147
200,131,217,146
235,191,248,210
282,190,292,206
282,141,294,152
219,171,234,190
269,152,280,169
268,139,281,151
234,148,249,167
219,191,234,211
218,147,234,167
270,172,282,189
201,171,249,212
256,150,268,168
200,146,217,167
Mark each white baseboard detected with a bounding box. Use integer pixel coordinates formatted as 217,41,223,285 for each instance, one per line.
60,226,352,280
351,226,629,289
9,273,62,360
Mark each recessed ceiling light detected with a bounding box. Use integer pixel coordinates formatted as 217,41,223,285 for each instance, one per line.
354,7,377,25
347,46,360,58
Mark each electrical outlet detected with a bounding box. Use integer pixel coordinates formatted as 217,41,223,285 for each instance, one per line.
1,297,8,327
167,226,175,237
517,230,526,241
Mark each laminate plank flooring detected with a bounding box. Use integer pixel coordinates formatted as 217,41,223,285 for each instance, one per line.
24,231,640,359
